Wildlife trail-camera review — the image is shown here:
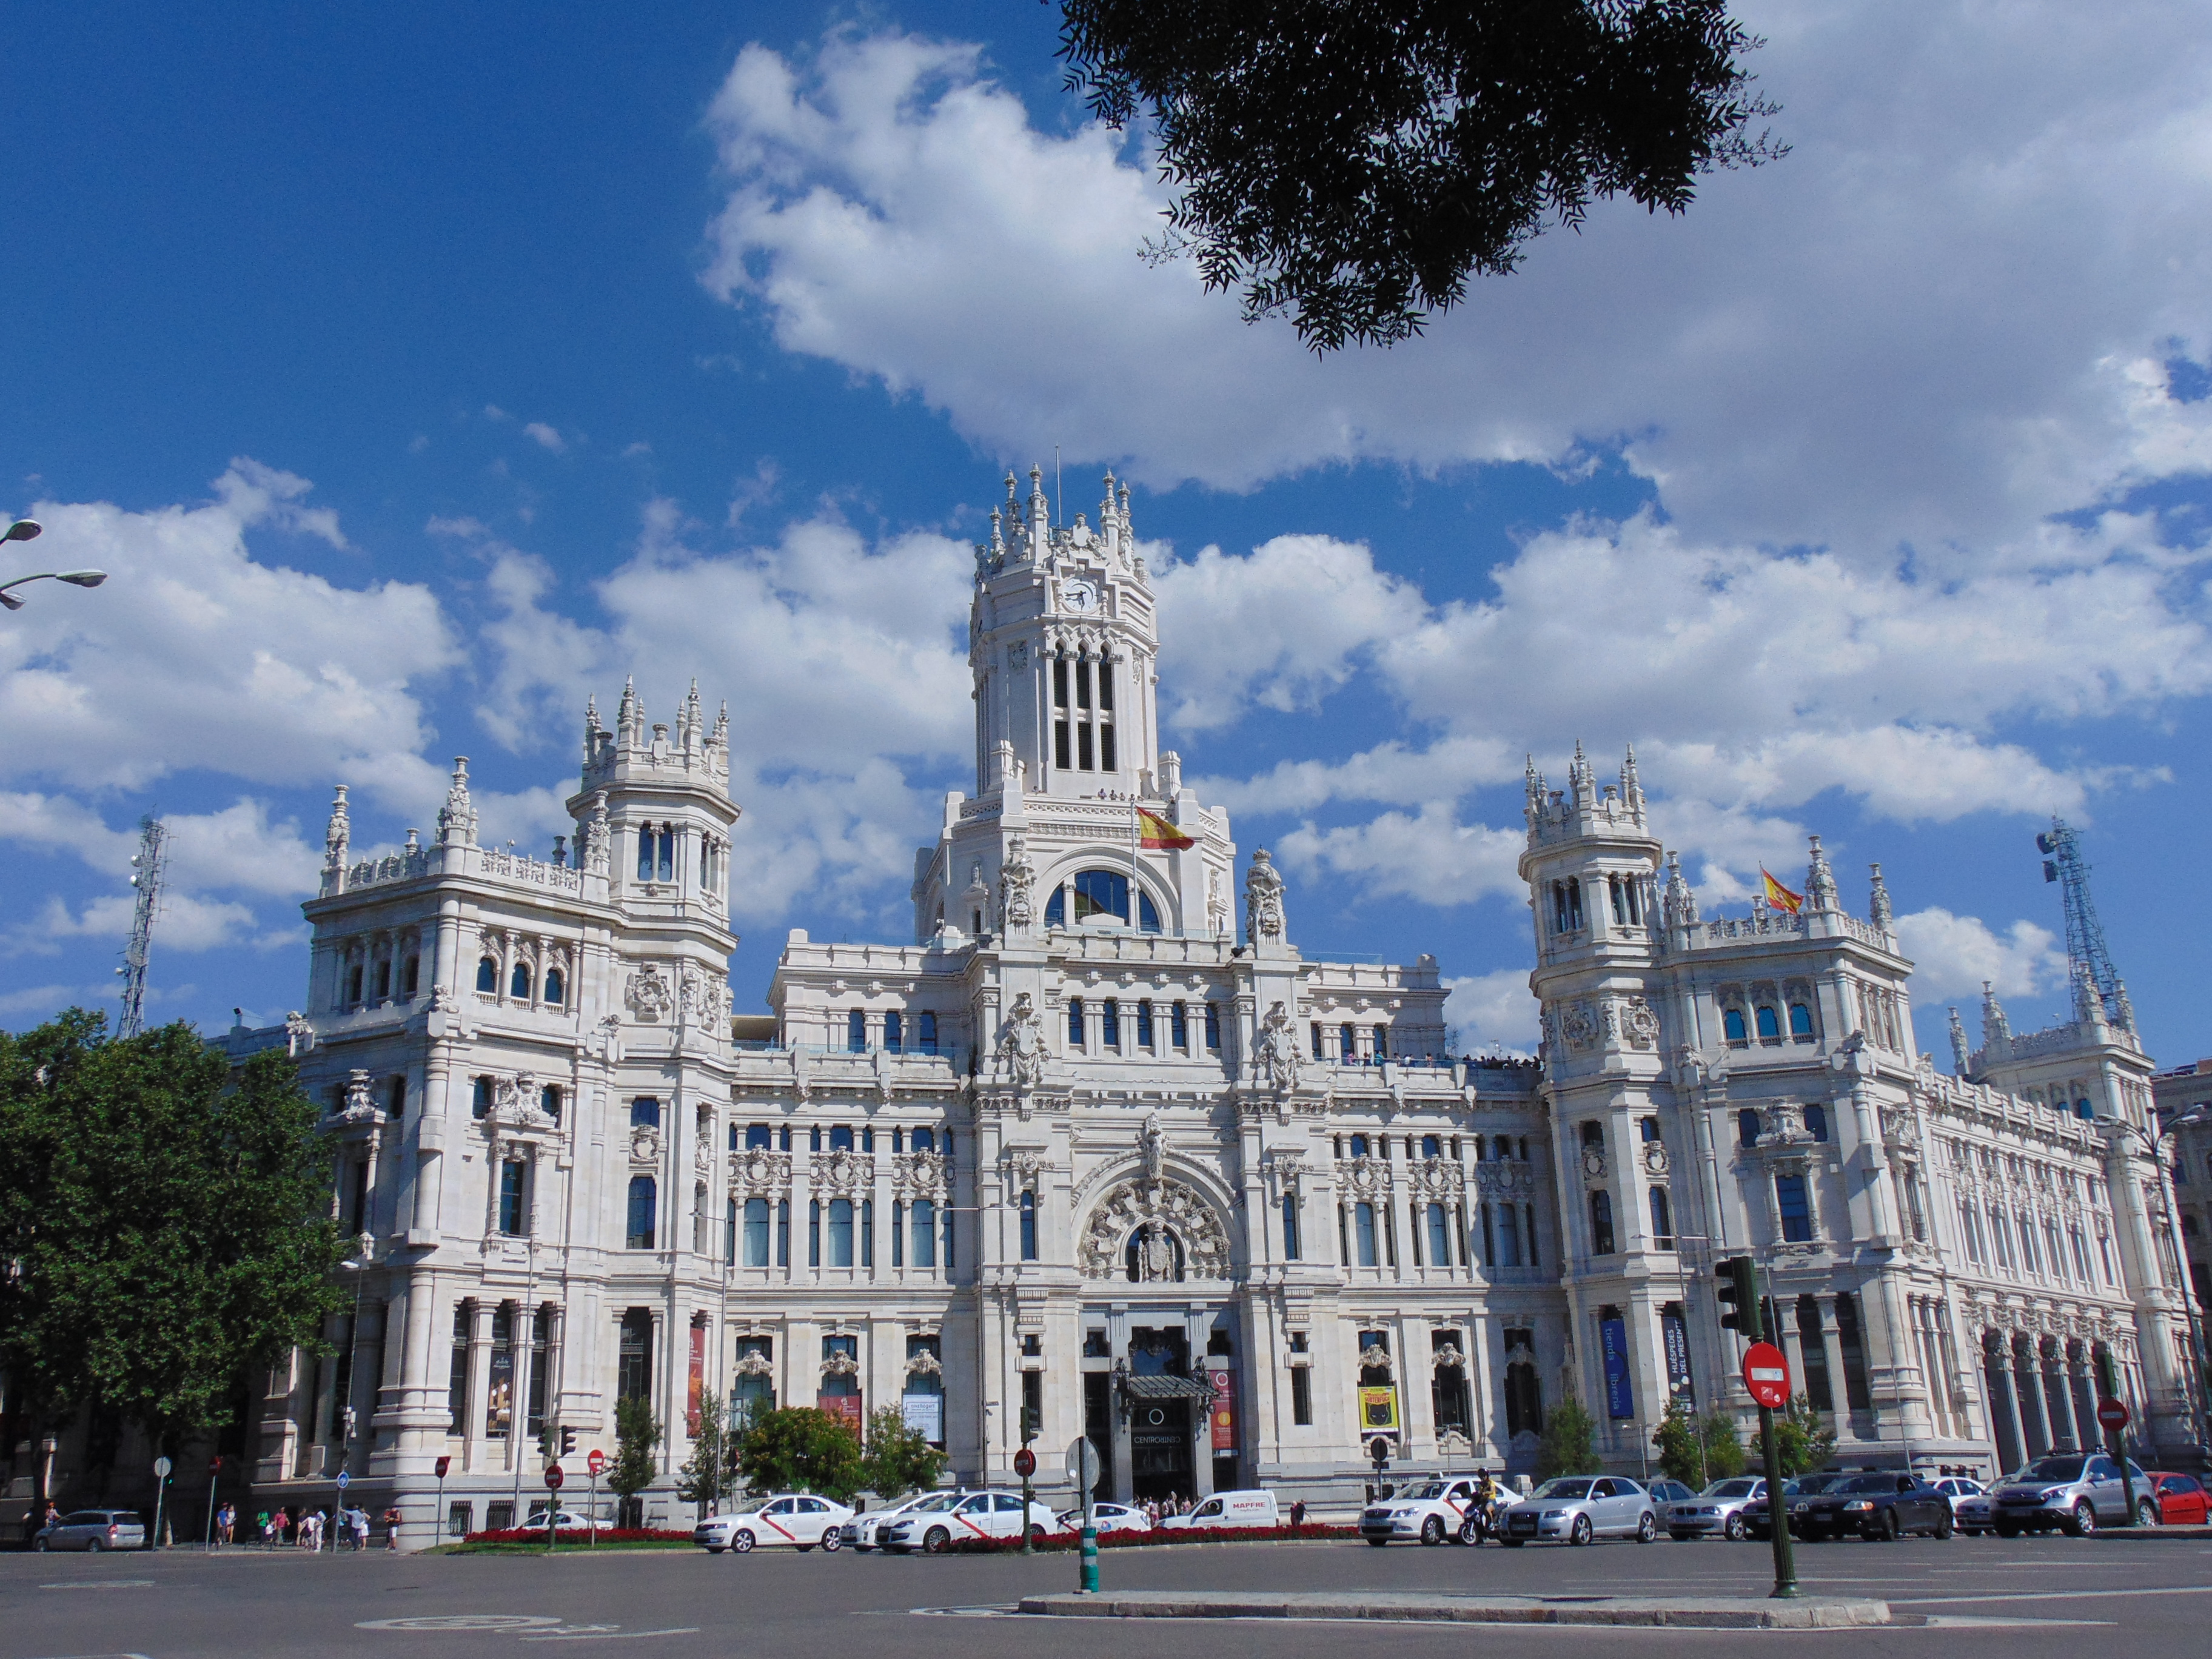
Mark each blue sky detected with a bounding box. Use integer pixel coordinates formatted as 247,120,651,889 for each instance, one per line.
5,2,2212,1066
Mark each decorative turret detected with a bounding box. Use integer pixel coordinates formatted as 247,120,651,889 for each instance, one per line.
1524,741,1650,846
1980,981,2011,1050
1805,835,1838,913
324,785,350,874
1661,850,1698,930
437,759,477,849
1245,848,1288,950
1948,1006,1971,1074
1869,862,1893,930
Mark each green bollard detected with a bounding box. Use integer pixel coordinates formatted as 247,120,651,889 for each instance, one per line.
1079,1524,1099,1594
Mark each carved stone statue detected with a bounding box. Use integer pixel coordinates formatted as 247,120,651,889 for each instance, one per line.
283,1011,316,1057
585,791,612,877
998,836,1036,933
994,990,1047,1086
436,756,477,846
1207,870,1229,936
1139,1222,1178,1282
625,962,674,1022
1141,1111,1167,1187
1253,1000,1300,1091
1244,848,1285,943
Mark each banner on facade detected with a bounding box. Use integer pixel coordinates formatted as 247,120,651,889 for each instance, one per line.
817,1392,865,1436
1600,1316,1635,1419
1358,1386,1400,1433
1661,1310,1694,1403
1208,1368,1235,1450
687,1324,706,1435
487,1347,514,1436
901,1390,943,1444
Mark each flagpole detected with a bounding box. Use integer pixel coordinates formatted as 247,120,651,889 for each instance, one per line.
1130,789,1141,930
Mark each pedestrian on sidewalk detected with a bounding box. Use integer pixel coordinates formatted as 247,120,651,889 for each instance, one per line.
383,1505,402,1552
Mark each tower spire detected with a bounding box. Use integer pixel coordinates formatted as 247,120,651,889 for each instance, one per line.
1868,862,1892,930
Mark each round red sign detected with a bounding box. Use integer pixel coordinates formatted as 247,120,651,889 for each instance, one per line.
545,1464,565,1490
2096,1396,2130,1430
1013,1447,1036,1478
1741,1341,1791,1409
586,1449,606,1476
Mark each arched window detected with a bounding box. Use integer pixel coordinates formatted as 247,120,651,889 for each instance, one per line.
743,1122,771,1149
917,1011,938,1053
1755,1005,1781,1041
510,960,532,1000
346,961,364,1005
626,1176,657,1250
1067,997,1085,1046
1101,999,1120,1046
1738,1108,1761,1148
1019,1190,1038,1260
1609,873,1627,925
1281,1194,1301,1259
1426,1202,1451,1264
1589,1190,1616,1255
743,1198,771,1265
827,1197,854,1267
1566,876,1584,929
1648,1186,1673,1248
1340,1022,1358,1062
472,1076,494,1119
830,1124,854,1151
1805,1103,1829,1143
631,1096,660,1128
1044,884,1065,927
2076,1098,2096,1121
1723,1007,1748,1045
543,968,565,1007
1204,1002,1222,1050
388,1076,407,1116
1788,1002,1814,1039
1495,1135,1514,1161
372,957,390,1000
846,1009,866,1053
910,1198,937,1269
476,957,498,994
1421,1134,1441,1158
638,827,654,882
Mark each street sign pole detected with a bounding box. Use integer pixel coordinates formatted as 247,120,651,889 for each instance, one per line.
587,1447,606,1548
1014,1443,1037,1555
335,1467,350,1553
204,1455,223,1550
2094,1346,2137,1527
151,1455,172,1552
1067,1436,1099,1594
435,1455,450,1546
545,1463,564,1554
1723,1256,1797,1600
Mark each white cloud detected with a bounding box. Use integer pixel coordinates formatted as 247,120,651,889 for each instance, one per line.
1444,968,1541,1054
700,10,2212,554
1893,906,2069,1007
1276,805,1526,907
523,422,567,454
0,461,457,800
2,891,273,957
1192,736,1520,817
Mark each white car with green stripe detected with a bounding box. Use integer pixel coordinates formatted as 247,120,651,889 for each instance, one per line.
696,1492,854,1553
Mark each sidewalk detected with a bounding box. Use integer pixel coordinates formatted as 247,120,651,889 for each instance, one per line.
1018,1590,1892,1629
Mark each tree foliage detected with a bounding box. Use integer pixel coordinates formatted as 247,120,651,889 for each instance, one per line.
1057,1,1785,350
732,1406,866,1502
1769,1393,1837,1476
1650,1398,1750,1488
608,1396,664,1510
859,1406,946,1501
1534,1397,1600,1478
0,1011,346,1453
675,1388,740,1517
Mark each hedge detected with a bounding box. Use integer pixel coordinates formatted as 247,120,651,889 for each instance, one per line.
942,1523,1358,1553
464,1526,694,1544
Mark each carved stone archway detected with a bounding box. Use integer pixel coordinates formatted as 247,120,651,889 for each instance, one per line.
1077,1176,1232,1281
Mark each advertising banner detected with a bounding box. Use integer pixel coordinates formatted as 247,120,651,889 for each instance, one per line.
1600,1316,1635,1419
901,1390,943,1444
1661,1310,1694,1402
1358,1386,1400,1433
1208,1368,1235,1450
817,1392,865,1436
687,1324,706,1435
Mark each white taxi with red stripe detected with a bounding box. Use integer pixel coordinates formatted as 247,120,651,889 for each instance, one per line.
696,1492,855,1553
880,1489,1059,1553
1359,1476,1484,1545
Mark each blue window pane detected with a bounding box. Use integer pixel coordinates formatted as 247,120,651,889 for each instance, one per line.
1738,1109,1761,1147
1019,1191,1037,1261
1136,1000,1154,1047
1776,1173,1814,1242
828,1198,854,1267
885,1011,903,1052
917,1011,937,1053
847,1010,866,1053
1204,1002,1221,1050
1138,890,1161,933
1427,1202,1451,1264
1044,885,1065,927
830,1124,854,1151
1723,1008,1748,1044
1589,1190,1616,1255
1072,868,1127,923
911,1198,937,1268
745,1122,771,1149
1171,1001,1188,1047
476,957,497,993
472,1076,493,1119
1355,1202,1378,1267
744,1198,770,1265
1648,1186,1672,1243
631,1096,660,1128
1788,1002,1814,1037
1805,1103,1829,1143
626,1176,656,1250
1102,999,1119,1045
1755,1005,1781,1040
544,968,565,1006
1068,997,1085,1045
510,961,531,999
911,1126,935,1153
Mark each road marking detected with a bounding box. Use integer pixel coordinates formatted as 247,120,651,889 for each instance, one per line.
518,1630,701,1643
357,1615,566,1631
41,1581,154,1590
1919,1615,2113,1627
1889,1584,2212,1606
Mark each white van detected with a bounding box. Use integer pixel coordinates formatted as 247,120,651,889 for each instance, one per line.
1158,1489,1280,1530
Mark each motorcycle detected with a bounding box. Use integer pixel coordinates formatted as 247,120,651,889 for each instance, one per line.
1456,1493,1509,1546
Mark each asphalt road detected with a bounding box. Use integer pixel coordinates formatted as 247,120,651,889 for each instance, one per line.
6,1530,2210,1658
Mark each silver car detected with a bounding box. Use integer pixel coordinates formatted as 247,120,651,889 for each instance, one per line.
1499,1475,1660,1546
1991,1452,2155,1536
33,1509,146,1552
1665,1476,1767,1541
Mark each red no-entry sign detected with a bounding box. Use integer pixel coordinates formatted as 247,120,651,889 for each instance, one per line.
2096,1396,2130,1431
1013,1447,1036,1478
586,1449,606,1476
545,1464,565,1490
1741,1341,1791,1409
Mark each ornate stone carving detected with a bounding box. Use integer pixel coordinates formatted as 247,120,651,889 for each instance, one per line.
1580,1144,1608,1181
1207,870,1229,936
905,1347,942,1378
1338,1153,1392,1197
1076,1176,1230,1281
998,836,1035,932
1641,1141,1671,1176
1358,1342,1395,1378
1558,1000,1598,1050
582,790,611,876
436,756,477,845
1004,1148,1048,1193
1411,1156,1463,1198
337,1068,381,1127
733,1346,774,1377
820,1347,859,1379
814,1147,872,1196
629,1125,661,1167
1475,1161,1534,1198
1431,1342,1467,1372
1262,1149,1307,1202
731,1147,792,1195
994,990,1047,1087
284,1011,315,1057
894,1150,947,1198
679,964,728,1025
1244,847,1285,943
625,962,674,1022
1252,1000,1300,1091
1620,997,1660,1050
1141,1111,1167,1187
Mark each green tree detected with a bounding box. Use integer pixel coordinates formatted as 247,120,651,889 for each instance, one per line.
0,1012,346,1503
733,1406,866,1502
1769,1393,1836,1476
1056,1,1785,351
1534,1397,1600,1478
859,1406,946,1502
1651,1398,1704,1488
675,1389,740,1518
608,1396,663,1527
1699,1409,1748,1480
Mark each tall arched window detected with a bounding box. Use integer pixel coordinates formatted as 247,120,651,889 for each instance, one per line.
401,953,420,997
543,968,565,1007
1788,1002,1814,1039
472,1076,494,1119
1589,1190,1617,1255
626,1176,657,1250
510,960,532,1000
1723,1007,1748,1045
883,1011,903,1053
1426,1202,1451,1264
1737,1108,1761,1147
1353,1201,1378,1266
476,957,498,993
1647,1186,1673,1248
1755,1005,1781,1041
1019,1190,1038,1260
911,1125,936,1153
1775,1171,1814,1243
846,1009,866,1052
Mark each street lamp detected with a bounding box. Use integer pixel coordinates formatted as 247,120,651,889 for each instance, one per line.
2097,1107,2211,1456
2,521,107,610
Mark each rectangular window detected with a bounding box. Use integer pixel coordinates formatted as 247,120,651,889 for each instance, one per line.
1068,996,1085,1047
1355,1201,1378,1267
1077,722,1093,770
847,1009,866,1053
631,1096,660,1128
1171,1000,1188,1049
1136,1000,1154,1048
744,1198,770,1266
828,1198,854,1267
1102,999,1120,1047
498,1159,526,1236
884,1010,903,1053
1054,720,1071,769
1075,660,1091,709
1408,1199,1423,1266
1290,1364,1313,1426
1053,659,1068,707
1427,1202,1451,1266
1775,1172,1814,1243
861,1198,874,1268
1281,1195,1300,1259
776,1198,790,1267
447,1304,471,1434
1099,724,1116,772
1204,1001,1221,1051
808,1199,822,1267
917,1011,938,1053
911,1198,937,1269
1524,1204,1540,1269
1097,661,1113,709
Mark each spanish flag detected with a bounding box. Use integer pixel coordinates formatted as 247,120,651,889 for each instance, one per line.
1760,868,1803,914
1136,806,1195,850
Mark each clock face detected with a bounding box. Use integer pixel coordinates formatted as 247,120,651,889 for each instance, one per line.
1064,578,1099,612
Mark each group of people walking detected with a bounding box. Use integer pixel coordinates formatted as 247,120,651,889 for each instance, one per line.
244,1503,395,1550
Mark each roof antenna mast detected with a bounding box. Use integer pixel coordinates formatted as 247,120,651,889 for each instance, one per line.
2037,817,2133,1033
117,813,167,1037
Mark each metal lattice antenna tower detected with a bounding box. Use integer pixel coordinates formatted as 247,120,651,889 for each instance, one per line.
2037,816,2131,1032
116,813,167,1037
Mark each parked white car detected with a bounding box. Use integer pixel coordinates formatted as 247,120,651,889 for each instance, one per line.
1157,1489,1280,1530
840,1492,935,1551
880,1489,1059,1553
1499,1476,1660,1546
1054,1500,1151,1535
695,1492,854,1553
1359,1476,1484,1546
1928,1476,1986,1527
520,1507,591,1531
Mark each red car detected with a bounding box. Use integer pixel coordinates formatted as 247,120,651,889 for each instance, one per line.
2143,1472,2210,1526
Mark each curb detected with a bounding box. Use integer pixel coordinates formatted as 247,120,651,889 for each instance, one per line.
1016,1590,1892,1629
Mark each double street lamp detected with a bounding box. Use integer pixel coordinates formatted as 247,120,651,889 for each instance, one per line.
0,520,107,611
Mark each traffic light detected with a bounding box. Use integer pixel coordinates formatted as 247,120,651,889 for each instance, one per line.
1021,1404,1041,1443
560,1427,577,1456
1715,1256,1763,1341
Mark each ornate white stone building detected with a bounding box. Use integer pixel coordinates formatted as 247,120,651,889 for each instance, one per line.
214,470,2200,1547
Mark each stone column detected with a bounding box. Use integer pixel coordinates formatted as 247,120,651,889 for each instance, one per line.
464,1302,493,1474
2044,1342,2083,1450
1819,1296,1852,1421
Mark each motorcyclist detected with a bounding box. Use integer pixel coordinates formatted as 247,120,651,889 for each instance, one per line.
1470,1469,1502,1542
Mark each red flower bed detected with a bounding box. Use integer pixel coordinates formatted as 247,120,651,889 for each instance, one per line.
466,1526,693,1544
945,1522,1356,1554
